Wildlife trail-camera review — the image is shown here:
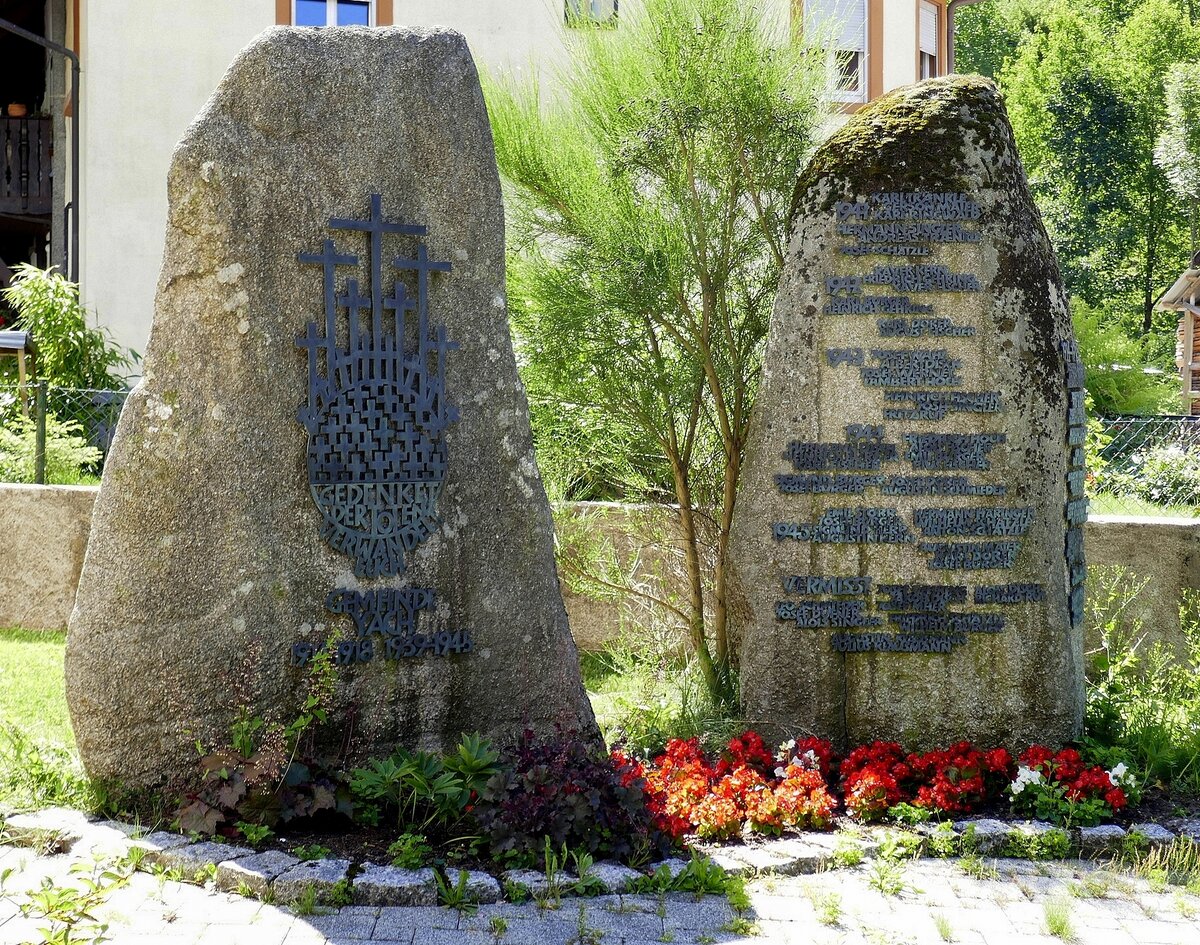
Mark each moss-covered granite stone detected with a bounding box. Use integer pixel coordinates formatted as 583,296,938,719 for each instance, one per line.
66,27,597,790
729,77,1084,750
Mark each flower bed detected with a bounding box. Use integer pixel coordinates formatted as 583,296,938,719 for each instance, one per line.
623,731,1139,840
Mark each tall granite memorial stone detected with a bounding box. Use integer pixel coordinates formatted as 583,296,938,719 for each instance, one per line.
730,77,1085,749
67,27,598,789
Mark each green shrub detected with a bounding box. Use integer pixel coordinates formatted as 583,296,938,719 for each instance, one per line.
1085,568,1200,793
1,264,133,389
1133,445,1200,508
349,733,500,834
0,412,101,484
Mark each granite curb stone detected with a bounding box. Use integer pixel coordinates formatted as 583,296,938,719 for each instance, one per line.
587,861,644,893
129,830,197,864
353,863,439,906
1128,823,1177,847
215,849,302,895
156,840,256,879
953,818,1011,855
500,868,578,899
1078,824,1127,856
448,868,502,904
3,807,97,851
274,856,352,904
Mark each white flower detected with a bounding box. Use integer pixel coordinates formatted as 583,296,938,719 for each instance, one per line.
1010,765,1043,797
774,766,787,778
1107,762,1131,787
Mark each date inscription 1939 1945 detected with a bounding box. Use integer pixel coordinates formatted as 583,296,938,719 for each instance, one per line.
769,191,1079,655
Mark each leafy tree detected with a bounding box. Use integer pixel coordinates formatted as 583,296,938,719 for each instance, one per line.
1156,63,1200,253
487,0,828,703
1000,0,1199,338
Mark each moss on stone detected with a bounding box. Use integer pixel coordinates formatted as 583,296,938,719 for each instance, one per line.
792,75,1009,219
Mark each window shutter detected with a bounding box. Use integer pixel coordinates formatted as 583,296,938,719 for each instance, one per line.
920,2,939,56
805,0,867,54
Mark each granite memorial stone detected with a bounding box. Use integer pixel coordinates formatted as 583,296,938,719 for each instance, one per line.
730,77,1084,749
66,26,598,789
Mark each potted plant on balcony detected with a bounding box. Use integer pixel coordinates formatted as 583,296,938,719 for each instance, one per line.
6,103,27,118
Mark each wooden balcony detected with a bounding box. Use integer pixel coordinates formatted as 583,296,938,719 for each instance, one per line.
0,117,51,217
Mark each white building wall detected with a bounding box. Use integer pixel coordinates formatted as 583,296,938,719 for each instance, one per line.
79,0,277,363
882,0,918,93
78,0,914,363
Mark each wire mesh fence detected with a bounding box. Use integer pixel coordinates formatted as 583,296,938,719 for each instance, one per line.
0,382,129,484
1090,415,1200,519
0,383,1196,518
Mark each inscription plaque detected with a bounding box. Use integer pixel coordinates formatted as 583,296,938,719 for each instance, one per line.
763,190,1054,655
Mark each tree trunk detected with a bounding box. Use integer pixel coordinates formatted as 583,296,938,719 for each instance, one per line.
670,456,721,701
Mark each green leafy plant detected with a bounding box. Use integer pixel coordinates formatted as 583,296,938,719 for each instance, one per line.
830,841,865,869
436,869,478,913
387,832,432,869
236,822,274,847
350,733,499,834
17,855,133,945
0,412,102,485
329,878,354,908
998,825,1075,863
176,650,350,836
567,848,606,897
631,852,729,896
877,831,922,862
1,264,134,389
293,844,331,862
888,803,932,826
867,859,905,897
811,891,841,926
927,822,959,858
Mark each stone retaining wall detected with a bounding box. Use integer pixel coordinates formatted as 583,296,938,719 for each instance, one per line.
3,487,1198,656
0,484,98,631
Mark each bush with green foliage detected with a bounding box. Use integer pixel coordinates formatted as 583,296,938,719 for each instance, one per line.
1072,302,1176,416
1085,568,1200,793
0,412,101,484
1,265,133,389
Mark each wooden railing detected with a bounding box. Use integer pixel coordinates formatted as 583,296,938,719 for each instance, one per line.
0,117,52,216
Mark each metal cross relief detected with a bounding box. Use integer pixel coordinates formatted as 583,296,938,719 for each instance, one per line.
296,194,459,579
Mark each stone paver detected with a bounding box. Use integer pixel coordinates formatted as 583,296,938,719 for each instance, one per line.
2,840,1199,945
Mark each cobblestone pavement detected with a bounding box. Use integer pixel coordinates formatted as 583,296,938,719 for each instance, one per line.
2,844,1199,945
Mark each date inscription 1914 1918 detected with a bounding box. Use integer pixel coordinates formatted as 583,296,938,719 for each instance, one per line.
769,191,1081,655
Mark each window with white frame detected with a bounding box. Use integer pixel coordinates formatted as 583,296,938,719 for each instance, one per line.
920,1,940,79
565,0,618,27
804,0,868,104
294,0,373,26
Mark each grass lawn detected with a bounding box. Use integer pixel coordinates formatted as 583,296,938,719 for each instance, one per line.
1089,493,1200,519
0,627,74,748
